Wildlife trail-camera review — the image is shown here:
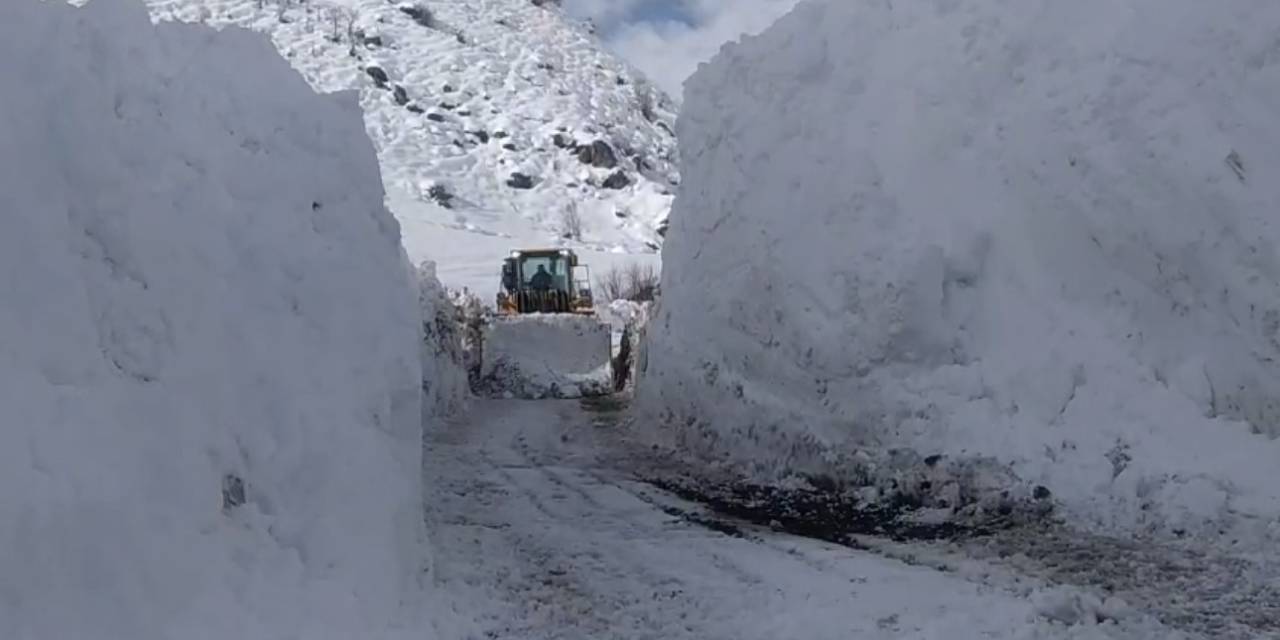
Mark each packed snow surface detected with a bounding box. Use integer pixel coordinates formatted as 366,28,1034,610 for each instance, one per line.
147,0,679,264
640,0,1280,546
0,1,435,637
426,399,1181,640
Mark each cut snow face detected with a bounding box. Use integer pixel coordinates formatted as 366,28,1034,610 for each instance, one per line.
416,260,472,418
0,1,435,637
639,0,1280,548
146,0,679,267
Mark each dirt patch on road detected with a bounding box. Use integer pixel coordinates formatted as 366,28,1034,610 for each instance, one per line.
645,476,1004,545
644,473,1280,640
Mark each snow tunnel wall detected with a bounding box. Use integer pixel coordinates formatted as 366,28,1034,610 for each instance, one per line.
638,0,1280,545
418,260,472,418
0,1,436,637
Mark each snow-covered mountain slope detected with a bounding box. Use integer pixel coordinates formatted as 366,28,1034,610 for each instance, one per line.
0,1,456,637
147,0,679,273
639,0,1280,550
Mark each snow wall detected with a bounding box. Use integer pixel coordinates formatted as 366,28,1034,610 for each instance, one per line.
418,261,472,419
639,0,1280,546
600,299,652,393
0,1,453,637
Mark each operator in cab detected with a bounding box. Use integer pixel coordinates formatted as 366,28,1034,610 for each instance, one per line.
529,264,554,290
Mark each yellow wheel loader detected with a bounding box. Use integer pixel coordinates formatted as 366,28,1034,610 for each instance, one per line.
481,248,614,398
496,248,596,315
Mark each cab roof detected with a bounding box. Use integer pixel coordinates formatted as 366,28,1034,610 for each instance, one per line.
511,248,577,257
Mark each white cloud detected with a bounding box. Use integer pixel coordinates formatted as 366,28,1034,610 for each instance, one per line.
576,0,804,98
563,0,648,32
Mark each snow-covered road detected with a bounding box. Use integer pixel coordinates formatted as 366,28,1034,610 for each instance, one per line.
422,400,1190,639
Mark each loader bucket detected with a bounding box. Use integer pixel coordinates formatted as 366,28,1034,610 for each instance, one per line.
477,313,613,399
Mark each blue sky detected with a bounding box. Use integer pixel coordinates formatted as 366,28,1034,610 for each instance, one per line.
563,0,802,97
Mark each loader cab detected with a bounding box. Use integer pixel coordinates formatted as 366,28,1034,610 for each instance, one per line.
498,249,594,314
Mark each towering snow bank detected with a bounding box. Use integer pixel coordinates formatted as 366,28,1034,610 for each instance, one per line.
0,1,430,637
640,0,1280,545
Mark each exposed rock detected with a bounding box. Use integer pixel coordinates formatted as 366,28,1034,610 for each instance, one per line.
221,474,246,510
507,172,536,189
428,183,454,208
601,170,630,190
552,133,576,150
392,85,409,105
577,140,618,169
365,66,389,88
400,4,434,28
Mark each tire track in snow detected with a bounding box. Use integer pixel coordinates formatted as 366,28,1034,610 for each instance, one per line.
425,399,1181,639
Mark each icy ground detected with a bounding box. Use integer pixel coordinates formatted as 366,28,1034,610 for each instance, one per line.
419,398,1274,640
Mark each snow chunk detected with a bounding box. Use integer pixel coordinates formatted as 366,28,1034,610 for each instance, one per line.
0,1,430,637
639,0,1280,545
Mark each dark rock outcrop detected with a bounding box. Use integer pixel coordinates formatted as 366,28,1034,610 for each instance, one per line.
601,170,630,190
507,172,536,189
576,140,618,169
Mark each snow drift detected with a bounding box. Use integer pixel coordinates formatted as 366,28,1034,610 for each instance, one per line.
0,1,439,637
640,0,1280,545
